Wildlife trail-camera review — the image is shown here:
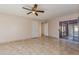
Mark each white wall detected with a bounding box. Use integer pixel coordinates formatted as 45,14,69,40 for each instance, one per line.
0,14,41,43
48,13,79,38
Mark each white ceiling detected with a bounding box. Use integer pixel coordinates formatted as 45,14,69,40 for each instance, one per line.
0,4,78,20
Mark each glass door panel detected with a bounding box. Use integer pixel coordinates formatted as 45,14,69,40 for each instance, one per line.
62,24,67,38
68,24,74,40
73,23,79,41
59,22,68,39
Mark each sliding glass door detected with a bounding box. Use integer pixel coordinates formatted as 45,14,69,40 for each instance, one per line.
59,19,79,42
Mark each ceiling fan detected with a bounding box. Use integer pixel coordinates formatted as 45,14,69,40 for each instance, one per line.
22,4,44,16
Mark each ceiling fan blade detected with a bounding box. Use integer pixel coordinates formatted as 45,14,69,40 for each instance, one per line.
22,7,31,11
32,4,38,11
27,12,32,15
34,4,37,8
35,13,38,16
36,10,44,13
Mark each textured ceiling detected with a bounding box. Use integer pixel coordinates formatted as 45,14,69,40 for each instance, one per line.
0,4,78,20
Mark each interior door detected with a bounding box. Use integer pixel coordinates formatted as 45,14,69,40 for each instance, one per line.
43,23,48,36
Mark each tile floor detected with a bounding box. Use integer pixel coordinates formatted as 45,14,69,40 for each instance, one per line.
0,37,79,55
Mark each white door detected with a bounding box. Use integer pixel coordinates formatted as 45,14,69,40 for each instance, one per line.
32,21,41,37
43,23,48,36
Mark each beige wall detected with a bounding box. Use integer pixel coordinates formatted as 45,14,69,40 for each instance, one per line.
0,14,41,43
48,13,79,38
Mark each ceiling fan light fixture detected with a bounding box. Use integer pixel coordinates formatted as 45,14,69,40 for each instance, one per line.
22,4,44,16
32,11,35,14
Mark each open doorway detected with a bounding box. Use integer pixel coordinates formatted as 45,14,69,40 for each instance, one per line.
41,22,48,37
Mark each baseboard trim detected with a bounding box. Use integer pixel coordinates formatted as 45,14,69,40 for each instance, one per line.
0,36,58,44
31,37,41,39
0,37,41,44
47,36,58,39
